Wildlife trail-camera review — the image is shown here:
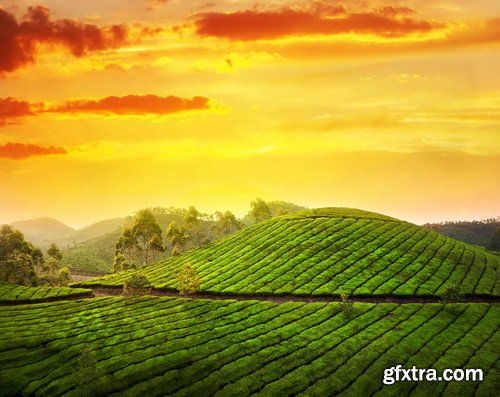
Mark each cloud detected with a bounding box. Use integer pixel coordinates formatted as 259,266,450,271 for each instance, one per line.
0,5,128,73
0,97,34,125
192,2,443,40
49,95,211,115
0,142,67,160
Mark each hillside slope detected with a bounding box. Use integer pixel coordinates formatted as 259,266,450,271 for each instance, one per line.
0,297,498,396
10,218,76,248
79,208,500,297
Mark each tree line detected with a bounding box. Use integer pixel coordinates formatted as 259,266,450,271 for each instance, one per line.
0,225,70,287
112,199,305,272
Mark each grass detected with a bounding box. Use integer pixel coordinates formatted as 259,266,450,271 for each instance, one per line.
77,208,500,297
0,297,497,396
0,281,92,303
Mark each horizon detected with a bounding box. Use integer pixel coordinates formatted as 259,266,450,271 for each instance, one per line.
2,201,499,230
1,1,499,230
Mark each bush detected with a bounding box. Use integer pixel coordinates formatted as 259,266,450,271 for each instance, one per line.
123,273,151,296
177,263,202,295
77,348,98,397
340,293,354,319
441,284,462,304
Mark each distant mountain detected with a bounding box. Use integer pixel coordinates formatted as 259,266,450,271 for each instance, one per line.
9,216,128,250
10,217,76,248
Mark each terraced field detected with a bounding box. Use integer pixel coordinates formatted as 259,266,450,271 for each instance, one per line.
0,281,92,303
0,297,498,396
78,208,500,297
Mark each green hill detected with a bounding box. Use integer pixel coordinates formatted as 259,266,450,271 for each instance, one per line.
0,297,498,396
78,208,500,297
0,281,92,303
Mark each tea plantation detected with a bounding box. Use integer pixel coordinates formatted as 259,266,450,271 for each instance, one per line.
1,208,498,396
78,208,500,297
0,281,92,303
0,297,498,396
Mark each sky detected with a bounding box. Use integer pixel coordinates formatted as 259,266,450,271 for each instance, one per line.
0,0,499,228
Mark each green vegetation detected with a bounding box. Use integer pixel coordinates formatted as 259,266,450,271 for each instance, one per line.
61,201,305,274
0,280,91,302
424,217,500,250
79,208,500,297
177,263,202,295
122,274,152,296
0,297,497,396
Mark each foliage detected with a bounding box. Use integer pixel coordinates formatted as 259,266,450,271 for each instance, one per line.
183,206,211,249
58,266,72,286
123,273,152,296
488,227,500,251
0,280,91,302
115,209,163,268
213,210,242,238
441,284,463,304
81,208,500,299
177,263,202,294
77,348,98,397
249,198,271,223
165,220,190,254
0,225,43,286
0,299,498,396
340,293,354,319
423,218,500,249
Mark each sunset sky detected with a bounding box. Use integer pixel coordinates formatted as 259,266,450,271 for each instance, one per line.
1,0,499,227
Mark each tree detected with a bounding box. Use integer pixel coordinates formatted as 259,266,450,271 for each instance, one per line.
489,227,500,251
0,225,42,286
39,243,65,286
165,221,190,254
340,293,354,319
58,266,72,286
183,206,210,248
213,210,242,238
177,263,202,294
132,209,164,266
47,243,63,261
115,210,164,268
249,198,271,223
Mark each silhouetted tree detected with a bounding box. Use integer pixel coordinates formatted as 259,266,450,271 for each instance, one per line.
489,227,500,251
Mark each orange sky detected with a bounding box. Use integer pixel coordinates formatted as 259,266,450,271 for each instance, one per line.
1,0,499,227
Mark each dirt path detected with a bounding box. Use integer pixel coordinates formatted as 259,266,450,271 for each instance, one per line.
2,286,499,305
90,286,500,304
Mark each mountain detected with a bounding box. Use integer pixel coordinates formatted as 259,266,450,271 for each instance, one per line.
8,216,127,250
78,207,499,297
9,217,76,248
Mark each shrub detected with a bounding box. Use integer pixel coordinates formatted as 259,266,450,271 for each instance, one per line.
77,348,98,397
441,284,462,304
340,293,354,319
177,263,202,295
122,273,151,296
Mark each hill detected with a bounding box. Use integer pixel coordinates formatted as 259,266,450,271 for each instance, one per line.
423,219,500,250
0,281,92,303
9,216,127,250
78,208,500,297
0,297,497,396
9,217,76,248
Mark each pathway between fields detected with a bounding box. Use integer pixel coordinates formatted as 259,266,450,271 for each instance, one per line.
1,286,499,305
90,286,500,304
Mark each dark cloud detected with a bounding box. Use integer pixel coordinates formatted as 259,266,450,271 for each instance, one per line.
0,5,128,73
0,97,34,125
0,142,67,160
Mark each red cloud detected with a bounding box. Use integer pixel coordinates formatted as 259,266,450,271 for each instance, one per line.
50,95,211,115
193,3,442,40
0,97,34,124
0,6,128,73
0,142,67,160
